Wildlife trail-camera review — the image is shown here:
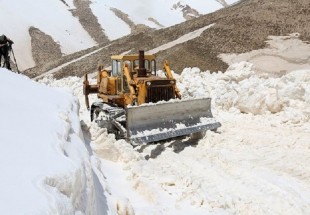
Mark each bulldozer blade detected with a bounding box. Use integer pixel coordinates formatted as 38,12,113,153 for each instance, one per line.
126,98,221,144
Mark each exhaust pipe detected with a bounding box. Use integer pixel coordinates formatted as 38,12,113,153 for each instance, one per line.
137,50,147,77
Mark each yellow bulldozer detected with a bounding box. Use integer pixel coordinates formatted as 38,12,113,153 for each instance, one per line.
83,50,220,144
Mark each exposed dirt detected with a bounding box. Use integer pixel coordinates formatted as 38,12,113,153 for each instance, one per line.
149,0,310,72
26,0,310,78
172,2,201,20
25,0,108,72
71,0,109,44
23,29,155,78
28,27,62,65
51,32,156,79
24,44,104,78
216,0,229,7
59,0,69,7
147,18,164,28
110,8,151,33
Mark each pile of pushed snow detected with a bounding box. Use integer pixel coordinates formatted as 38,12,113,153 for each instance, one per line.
41,62,310,214
41,60,309,125
0,69,96,214
40,75,143,214
83,64,310,214
176,62,310,124
38,74,96,125
43,60,309,125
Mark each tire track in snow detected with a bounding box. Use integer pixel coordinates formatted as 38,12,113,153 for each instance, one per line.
43,65,310,214
129,113,310,214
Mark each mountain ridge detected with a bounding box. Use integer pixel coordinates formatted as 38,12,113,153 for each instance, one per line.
1,0,235,70
24,0,310,79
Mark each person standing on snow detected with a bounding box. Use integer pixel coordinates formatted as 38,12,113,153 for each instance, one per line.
0,34,14,70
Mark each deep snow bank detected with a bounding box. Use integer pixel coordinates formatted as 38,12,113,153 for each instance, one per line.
84,63,310,214
86,64,310,214
42,61,310,214
0,69,97,214
176,62,310,124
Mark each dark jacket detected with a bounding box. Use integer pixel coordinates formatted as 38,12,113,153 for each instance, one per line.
0,35,13,47
0,35,14,70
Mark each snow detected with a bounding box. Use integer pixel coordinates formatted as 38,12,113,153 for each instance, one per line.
89,0,238,31
90,1,132,40
0,68,100,214
34,21,214,80
0,0,97,70
146,23,215,54
33,44,112,81
2,28,309,213
90,0,181,28
179,0,224,14
220,33,310,74
90,0,237,39
1,0,239,70
176,62,310,119
91,63,310,214
40,56,310,214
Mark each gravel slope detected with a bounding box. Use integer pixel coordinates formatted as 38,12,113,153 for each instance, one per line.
25,0,310,78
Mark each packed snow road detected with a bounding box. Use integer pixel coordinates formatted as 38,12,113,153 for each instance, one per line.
41,62,310,215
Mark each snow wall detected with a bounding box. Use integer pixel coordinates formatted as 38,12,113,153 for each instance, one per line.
0,68,98,214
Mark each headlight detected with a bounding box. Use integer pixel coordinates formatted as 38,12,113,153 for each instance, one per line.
170,80,174,84
146,82,151,86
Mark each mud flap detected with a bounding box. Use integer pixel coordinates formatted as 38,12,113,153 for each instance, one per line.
126,98,221,144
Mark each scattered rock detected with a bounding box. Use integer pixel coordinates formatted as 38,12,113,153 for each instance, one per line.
29,26,62,65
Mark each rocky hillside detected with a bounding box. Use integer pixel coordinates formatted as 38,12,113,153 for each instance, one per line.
1,0,234,70
158,0,310,72
25,0,310,78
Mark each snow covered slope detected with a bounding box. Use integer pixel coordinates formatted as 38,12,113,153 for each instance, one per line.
0,69,101,214
1,0,239,70
1,0,96,70
90,0,238,39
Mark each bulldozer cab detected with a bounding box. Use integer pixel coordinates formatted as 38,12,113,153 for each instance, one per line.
132,59,156,76
110,54,157,93
111,54,156,75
